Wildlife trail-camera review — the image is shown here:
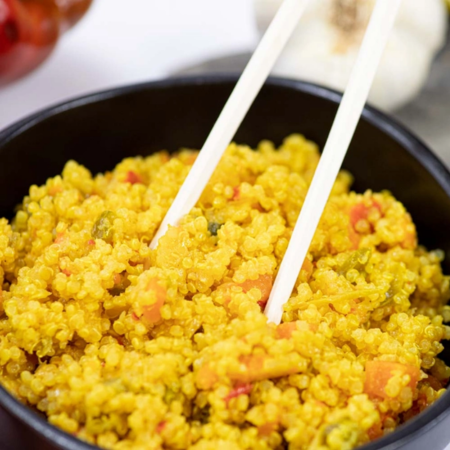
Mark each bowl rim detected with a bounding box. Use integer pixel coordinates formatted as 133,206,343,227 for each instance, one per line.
0,74,450,450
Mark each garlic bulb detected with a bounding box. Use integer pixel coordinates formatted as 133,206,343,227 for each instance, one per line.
254,0,448,111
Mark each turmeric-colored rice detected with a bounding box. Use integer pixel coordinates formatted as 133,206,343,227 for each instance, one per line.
0,135,449,450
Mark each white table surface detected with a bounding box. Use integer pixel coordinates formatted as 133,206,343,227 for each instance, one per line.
0,1,449,448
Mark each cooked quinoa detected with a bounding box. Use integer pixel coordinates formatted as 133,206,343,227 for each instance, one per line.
0,135,449,450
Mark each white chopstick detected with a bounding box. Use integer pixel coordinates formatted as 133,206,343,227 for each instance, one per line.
264,0,403,324
150,0,313,249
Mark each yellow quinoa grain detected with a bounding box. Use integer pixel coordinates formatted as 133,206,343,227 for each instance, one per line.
0,135,448,450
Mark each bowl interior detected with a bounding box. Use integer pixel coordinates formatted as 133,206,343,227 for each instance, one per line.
2,78,450,275
1,76,450,450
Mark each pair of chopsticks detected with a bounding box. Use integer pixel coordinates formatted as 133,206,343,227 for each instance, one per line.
151,0,403,325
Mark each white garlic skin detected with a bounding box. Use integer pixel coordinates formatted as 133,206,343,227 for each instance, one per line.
254,0,448,111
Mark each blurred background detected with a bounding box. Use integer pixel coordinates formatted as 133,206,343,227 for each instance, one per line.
0,0,449,163
0,0,257,129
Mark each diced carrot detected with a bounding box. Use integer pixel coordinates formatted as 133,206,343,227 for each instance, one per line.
197,364,220,390
258,422,277,437
233,186,240,201
217,275,273,306
350,201,382,229
87,239,95,246
125,171,143,185
224,383,253,403
239,274,273,303
141,278,166,324
276,322,298,339
349,201,382,248
364,360,420,399
228,355,264,384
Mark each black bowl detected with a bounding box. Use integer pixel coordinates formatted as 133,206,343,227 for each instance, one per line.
0,76,450,450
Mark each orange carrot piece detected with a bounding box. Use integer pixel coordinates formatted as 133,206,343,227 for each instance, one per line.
364,360,420,399
141,278,166,324
348,201,382,248
125,171,143,185
350,201,382,229
217,275,273,306
239,274,273,303
350,203,369,228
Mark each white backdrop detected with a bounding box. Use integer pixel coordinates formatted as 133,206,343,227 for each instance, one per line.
0,0,257,130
